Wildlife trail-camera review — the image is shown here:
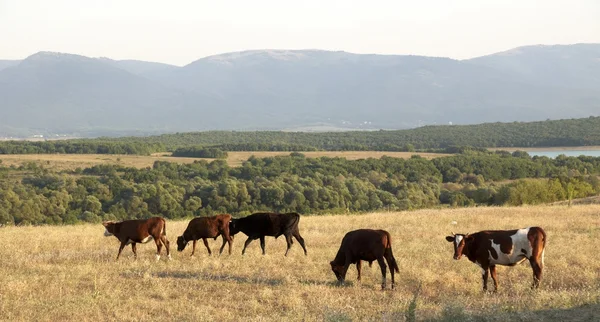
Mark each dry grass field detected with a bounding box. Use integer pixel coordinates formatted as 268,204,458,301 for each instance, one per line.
0,151,449,170
1,205,599,321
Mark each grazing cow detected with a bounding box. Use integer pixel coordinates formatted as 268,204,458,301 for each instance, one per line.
228,212,307,256
102,217,171,261
445,227,546,291
176,214,234,256
330,229,400,290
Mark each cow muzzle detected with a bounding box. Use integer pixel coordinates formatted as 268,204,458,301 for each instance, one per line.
453,254,462,260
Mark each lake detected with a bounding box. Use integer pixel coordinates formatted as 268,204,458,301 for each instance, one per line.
524,150,600,158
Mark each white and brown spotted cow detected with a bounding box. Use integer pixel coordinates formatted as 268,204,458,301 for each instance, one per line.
445,227,546,291
103,217,171,261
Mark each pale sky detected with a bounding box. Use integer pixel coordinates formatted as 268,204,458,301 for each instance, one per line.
1,0,599,66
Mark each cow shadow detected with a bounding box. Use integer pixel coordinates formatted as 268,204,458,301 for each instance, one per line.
299,279,343,287
148,270,284,286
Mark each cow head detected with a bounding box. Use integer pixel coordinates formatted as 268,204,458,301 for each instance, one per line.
176,235,188,252
102,221,116,237
330,261,345,282
229,219,240,236
445,232,473,260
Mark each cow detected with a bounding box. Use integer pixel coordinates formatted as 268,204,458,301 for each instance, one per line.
102,217,171,261
228,212,307,256
445,227,546,292
176,214,234,256
330,229,400,290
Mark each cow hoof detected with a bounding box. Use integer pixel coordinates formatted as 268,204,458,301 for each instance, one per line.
155,255,161,261
167,255,172,261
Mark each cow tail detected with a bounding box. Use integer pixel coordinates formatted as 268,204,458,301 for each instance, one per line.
539,228,547,267
384,231,400,273
162,218,167,237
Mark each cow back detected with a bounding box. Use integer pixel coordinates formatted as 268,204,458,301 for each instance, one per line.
233,212,300,237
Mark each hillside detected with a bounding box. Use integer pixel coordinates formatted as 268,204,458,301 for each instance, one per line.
0,44,599,137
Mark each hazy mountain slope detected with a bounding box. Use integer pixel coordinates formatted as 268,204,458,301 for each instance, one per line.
0,45,599,137
468,43,600,89
0,60,20,72
99,58,179,78
152,49,600,128
0,52,222,135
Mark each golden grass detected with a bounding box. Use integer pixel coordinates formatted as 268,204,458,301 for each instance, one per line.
1,205,599,321
0,151,449,170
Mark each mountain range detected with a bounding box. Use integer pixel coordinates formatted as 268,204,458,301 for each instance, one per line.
1,43,599,137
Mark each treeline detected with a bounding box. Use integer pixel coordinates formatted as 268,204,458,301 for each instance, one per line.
106,116,600,150
2,117,600,155
172,147,228,159
1,151,599,226
0,140,165,155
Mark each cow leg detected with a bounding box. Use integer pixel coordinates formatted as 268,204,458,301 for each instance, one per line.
203,238,212,256
384,253,396,289
191,239,197,257
224,234,233,255
218,235,229,255
131,243,138,259
530,258,543,289
490,265,499,292
481,266,490,292
161,235,171,260
116,241,127,260
154,238,163,261
260,236,266,255
356,260,362,282
293,230,307,256
284,234,293,257
377,256,387,290
242,237,255,255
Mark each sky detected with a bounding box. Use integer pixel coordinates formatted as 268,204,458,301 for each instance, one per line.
0,0,599,66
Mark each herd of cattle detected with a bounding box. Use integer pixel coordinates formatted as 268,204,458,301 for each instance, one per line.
102,213,547,291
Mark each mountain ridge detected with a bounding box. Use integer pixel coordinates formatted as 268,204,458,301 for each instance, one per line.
1,44,599,137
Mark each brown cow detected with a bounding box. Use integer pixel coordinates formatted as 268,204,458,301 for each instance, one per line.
176,214,234,256
330,229,400,290
102,217,171,261
445,227,546,291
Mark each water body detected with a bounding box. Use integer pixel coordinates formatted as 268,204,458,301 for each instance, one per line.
524,150,600,158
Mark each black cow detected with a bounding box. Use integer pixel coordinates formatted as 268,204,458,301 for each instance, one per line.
229,212,307,256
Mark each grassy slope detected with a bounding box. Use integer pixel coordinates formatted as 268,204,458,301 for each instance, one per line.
1,205,599,321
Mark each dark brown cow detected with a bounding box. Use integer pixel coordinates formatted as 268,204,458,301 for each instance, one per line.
445,227,546,291
330,229,400,290
102,217,171,261
229,212,307,256
176,214,234,256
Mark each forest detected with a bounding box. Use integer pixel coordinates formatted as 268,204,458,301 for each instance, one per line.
1,116,600,155
1,150,599,226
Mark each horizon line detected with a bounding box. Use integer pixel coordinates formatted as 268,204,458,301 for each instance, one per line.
1,42,598,67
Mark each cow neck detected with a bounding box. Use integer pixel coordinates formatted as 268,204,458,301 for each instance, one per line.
332,249,346,265
182,229,193,242
463,235,479,263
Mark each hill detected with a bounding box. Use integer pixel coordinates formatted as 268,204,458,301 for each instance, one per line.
0,44,599,137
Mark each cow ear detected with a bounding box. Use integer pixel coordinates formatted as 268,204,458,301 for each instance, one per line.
445,236,455,242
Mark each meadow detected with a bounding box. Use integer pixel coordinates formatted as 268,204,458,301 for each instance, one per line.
1,205,599,321
0,150,449,170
